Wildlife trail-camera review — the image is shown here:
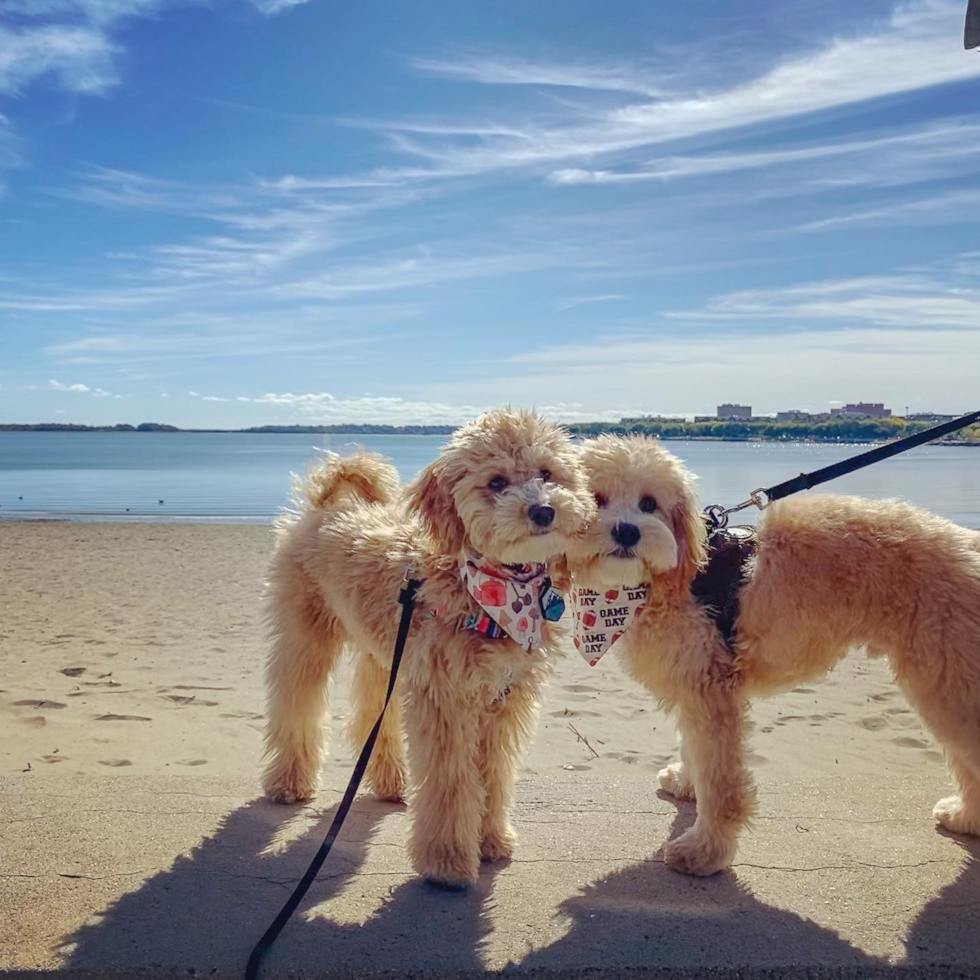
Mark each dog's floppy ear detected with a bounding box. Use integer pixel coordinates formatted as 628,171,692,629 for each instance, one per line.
407,459,467,555
665,484,707,601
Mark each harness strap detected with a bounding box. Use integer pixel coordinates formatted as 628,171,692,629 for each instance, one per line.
690,525,757,653
245,578,421,980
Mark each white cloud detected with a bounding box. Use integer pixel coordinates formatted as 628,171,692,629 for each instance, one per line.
0,1,306,97
239,391,485,425
798,188,980,231
666,267,980,330
410,54,669,97
547,119,980,187
0,25,118,95
47,377,121,397
555,294,626,312
377,1,979,177
247,0,309,13
48,378,91,392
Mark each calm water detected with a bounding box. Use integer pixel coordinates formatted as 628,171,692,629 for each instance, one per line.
0,432,978,527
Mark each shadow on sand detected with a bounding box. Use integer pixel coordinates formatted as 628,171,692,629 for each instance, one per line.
55,788,980,976
57,792,501,975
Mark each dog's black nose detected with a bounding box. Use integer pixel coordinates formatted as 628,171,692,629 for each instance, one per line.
528,504,555,528
612,522,640,548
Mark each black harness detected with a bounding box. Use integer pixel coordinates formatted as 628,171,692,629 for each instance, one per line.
690,524,757,653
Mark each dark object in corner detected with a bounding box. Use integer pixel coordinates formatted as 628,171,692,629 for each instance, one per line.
967,0,980,48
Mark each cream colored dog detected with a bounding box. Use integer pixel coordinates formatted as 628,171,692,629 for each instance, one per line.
262,409,595,887
567,434,980,876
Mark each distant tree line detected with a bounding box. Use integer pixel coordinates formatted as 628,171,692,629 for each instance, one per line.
566,417,980,444
2,419,976,443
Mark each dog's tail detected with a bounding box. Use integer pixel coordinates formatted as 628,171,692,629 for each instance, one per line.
298,451,401,512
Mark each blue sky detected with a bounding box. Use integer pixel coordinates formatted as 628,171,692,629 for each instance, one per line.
1,0,978,426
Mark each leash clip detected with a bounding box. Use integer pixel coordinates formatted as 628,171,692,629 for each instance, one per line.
704,488,771,530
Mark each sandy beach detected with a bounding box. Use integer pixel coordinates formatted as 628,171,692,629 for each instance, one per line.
1,521,946,785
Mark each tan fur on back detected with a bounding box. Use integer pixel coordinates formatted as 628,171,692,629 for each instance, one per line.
567,434,980,876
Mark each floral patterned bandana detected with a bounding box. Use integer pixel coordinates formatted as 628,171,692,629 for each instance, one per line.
571,584,648,666
460,551,566,651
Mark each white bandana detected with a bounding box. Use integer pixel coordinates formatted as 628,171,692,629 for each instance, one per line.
571,584,648,666
460,551,565,651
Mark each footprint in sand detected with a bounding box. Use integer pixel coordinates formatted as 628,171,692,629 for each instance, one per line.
19,716,46,728
162,695,218,706
892,736,930,749
858,715,889,731
168,685,233,691
60,667,87,677
98,759,133,767
219,711,263,720
41,754,66,764
177,759,209,767
14,699,66,709
95,713,152,722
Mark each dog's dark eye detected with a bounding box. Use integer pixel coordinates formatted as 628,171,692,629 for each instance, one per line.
639,495,657,513
488,475,509,492
539,469,552,483
594,492,608,508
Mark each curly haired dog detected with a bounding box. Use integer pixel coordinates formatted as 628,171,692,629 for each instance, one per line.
566,434,980,876
262,409,595,887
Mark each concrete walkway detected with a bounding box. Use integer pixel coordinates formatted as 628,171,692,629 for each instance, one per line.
2,771,979,978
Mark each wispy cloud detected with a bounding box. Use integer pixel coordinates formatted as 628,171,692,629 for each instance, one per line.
666,261,980,330
798,188,980,231
375,1,978,178
410,54,670,97
0,0,306,98
0,25,118,95
547,119,980,187
555,293,626,312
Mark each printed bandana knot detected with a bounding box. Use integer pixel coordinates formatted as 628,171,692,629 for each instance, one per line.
461,551,565,651
571,584,648,665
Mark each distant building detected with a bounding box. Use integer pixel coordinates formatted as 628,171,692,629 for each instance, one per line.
830,402,892,419
906,412,955,423
717,403,752,420
620,415,686,424
776,410,812,422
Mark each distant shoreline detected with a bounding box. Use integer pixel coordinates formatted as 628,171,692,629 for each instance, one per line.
1,420,977,445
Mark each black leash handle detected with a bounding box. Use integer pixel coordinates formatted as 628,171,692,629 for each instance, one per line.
705,409,980,528
245,577,421,980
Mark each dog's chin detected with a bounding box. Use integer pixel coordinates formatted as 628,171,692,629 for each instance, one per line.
573,553,649,589
485,528,563,565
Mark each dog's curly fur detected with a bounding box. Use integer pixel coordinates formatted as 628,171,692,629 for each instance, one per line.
567,434,980,876
261,409,595,887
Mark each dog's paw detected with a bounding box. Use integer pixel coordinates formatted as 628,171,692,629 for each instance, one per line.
658,762,696,802
262,765,317,805
413,840,480,889
663,825,736,876
480,824,517,862
934,795,980,836
367,759,407,803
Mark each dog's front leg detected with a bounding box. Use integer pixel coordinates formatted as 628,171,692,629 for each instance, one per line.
662,690,757,876
406,691,484,889
478,683,538,862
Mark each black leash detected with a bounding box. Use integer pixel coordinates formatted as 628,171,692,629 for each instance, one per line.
244,573,421,980
705,408,980,529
